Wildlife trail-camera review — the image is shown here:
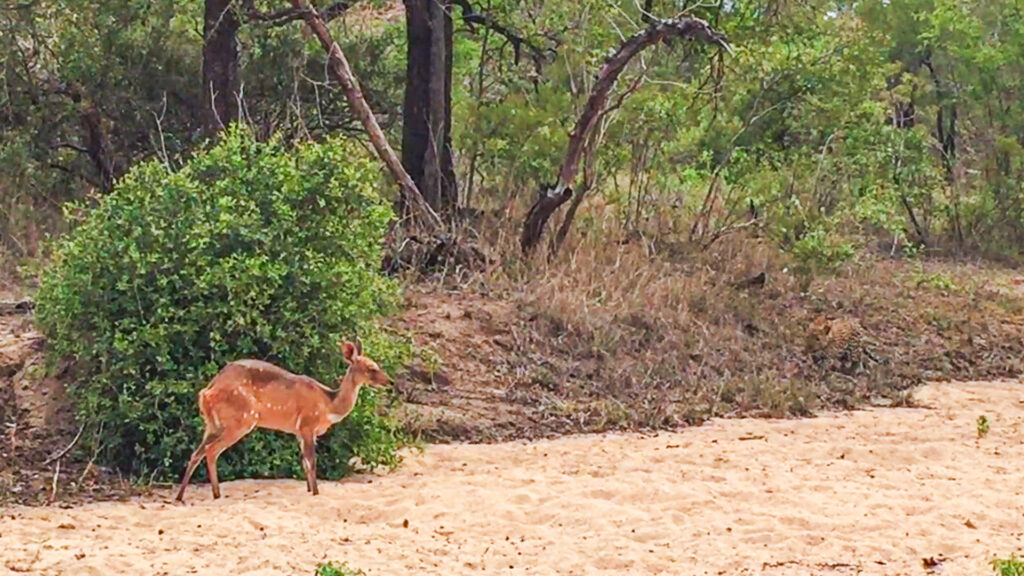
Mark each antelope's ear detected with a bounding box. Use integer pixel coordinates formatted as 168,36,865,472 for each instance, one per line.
341,341,357,364
355,336,364,356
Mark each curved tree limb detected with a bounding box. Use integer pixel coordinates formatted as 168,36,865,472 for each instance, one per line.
550,72,645,255
519,15,731,254
291,0,442,232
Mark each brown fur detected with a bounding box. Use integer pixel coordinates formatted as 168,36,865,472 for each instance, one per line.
175,341,390,502
806,315,875,373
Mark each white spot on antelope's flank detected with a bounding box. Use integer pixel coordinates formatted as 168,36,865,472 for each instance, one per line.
294,416,302,429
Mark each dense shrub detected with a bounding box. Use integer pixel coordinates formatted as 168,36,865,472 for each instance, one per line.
36,126,408,481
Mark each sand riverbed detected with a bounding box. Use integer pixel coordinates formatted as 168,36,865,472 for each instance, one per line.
1,380,1022,575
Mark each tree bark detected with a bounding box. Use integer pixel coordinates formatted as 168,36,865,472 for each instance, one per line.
80,102,115,191
292,0,441,231
520,16,730,254
202,0,241,135
55,84,117,192
401,0,457,219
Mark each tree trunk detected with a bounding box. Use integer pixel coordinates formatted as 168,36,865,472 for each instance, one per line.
292,0,441,231
401,0,457,218
80,103,115,191
202,0,241,135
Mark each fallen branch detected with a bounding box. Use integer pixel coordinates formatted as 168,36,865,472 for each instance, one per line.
290,0,442,232
43,424,85,466
520,15,731,254
0,298,34,315
76,423,104,487
47,459,61,504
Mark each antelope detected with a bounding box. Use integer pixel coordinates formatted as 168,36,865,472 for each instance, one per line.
175,340,391,502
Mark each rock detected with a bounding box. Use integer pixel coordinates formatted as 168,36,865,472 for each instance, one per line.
0,333,44,377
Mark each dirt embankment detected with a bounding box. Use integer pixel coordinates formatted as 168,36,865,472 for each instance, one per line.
1,380,1021,575
0,308,69,503
392,259,1024,443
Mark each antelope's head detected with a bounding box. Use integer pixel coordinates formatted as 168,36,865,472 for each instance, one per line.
339,339,392,389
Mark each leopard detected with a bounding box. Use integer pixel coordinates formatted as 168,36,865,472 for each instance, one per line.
805,314,882,374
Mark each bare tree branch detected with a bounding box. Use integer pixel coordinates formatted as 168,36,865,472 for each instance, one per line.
244,0,350,25
520,15,731,254
52,142,90,154
451,0,555,73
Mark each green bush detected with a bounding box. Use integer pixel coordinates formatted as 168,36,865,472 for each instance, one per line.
791,226,856,272
315,562,364,576
36,126,408,481
993,555,1024,576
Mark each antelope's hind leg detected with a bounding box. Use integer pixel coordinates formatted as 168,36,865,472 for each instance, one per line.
201,424,253,499
176,431,220,502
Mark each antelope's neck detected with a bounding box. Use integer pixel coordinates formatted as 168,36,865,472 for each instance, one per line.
328,374,361,422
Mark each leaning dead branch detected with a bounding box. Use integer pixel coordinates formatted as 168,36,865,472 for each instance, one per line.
290,0,442,233
520,15,731,254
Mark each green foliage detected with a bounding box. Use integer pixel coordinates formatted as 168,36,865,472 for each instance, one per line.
315,562,365,576
35,126,408,481
992,555,1024,576
977,415,991,439
911,266,960,293
0,0,405,259
447,0,1024,260
791,227,856,272
8,0,1024,272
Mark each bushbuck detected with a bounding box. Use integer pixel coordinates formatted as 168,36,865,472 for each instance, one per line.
175,340,391,502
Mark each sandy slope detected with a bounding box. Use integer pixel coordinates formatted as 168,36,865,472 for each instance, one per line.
1,381,1022,576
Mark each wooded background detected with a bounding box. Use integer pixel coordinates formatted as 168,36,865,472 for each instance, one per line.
3,0,1024,266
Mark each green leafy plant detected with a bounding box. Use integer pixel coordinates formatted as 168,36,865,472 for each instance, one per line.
791,227,856,273
911,265,960,293
315,562,365,576
992,555,1024,576
977,415,991,438
35,126,408,481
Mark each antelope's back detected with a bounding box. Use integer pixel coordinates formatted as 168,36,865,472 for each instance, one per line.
217,359,331,432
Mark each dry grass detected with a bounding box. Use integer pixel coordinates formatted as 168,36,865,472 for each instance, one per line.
394,229,1024,441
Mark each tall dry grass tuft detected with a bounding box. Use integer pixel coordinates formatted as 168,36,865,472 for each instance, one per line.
494,234,838,428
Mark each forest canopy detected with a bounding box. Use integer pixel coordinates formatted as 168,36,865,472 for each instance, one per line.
2,0,1023,263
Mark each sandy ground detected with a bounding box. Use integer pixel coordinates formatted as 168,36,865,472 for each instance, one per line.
1,381,1022,576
